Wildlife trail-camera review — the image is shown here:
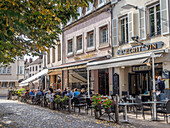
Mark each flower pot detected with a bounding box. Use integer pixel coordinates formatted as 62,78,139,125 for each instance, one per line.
95,104,101,111
105,107,112,113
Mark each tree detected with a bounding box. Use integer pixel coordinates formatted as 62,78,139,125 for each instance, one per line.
0,0,92,64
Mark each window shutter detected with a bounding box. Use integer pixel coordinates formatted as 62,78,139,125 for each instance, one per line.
128,12,134,43
111,0,118,4
112,18,118,47
160,0,169,35
139,7,146,40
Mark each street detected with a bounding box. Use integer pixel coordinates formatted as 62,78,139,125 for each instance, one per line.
0,98,120,128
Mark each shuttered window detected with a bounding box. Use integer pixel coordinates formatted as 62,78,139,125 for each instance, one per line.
160,0,169,35
112,18,118,47
128,12,134,43
139,7,146,40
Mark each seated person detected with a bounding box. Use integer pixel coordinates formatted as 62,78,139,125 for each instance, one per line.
73,88,80,98
36,89,43,96
66,89,73,98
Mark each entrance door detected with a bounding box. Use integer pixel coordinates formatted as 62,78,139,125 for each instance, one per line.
129,72,150,96
98,69,109,95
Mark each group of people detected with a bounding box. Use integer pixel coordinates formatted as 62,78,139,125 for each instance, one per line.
22,87,92,103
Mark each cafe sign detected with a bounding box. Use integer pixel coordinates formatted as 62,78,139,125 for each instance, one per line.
117,41,164,55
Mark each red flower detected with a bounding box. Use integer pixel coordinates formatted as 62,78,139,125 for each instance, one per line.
90,97,92,99
98,94,101,95
103,101,106,102
104,104,106,106
113,101,115,103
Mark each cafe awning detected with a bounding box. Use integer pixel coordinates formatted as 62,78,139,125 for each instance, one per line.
87,50,164,70
19,69,48,86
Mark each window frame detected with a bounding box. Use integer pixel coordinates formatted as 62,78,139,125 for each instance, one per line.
67,38,74,56
98,0,106,8
76,34,83,54
86,2,93,14
98,22,109,48
148,3,161,37
86,28,95,52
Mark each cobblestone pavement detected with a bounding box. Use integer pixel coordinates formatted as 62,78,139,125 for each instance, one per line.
0,98,169,128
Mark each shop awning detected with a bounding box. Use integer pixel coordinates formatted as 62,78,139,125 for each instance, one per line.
19,69,48,86
87,51,163,70
19,82,28,86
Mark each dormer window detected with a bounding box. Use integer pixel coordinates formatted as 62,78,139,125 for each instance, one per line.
77,7,82,19
98,0,105,8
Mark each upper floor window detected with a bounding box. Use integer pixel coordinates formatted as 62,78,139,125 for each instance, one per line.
76,35,83,51
120,17,128,45
17,66,24,74
98,0,105,8
2,82,7,88
86,2,93,14
87,31,94,48
0,66,11,74
33,66,34,71
36,66,38,71
17,56,24,60
30,67,31,71
77,7,82,19
99,25,108,45
68,39,73,54
58,44,61,61
149,4,161,37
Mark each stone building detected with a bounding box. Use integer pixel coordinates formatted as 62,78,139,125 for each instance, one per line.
0,57,24,96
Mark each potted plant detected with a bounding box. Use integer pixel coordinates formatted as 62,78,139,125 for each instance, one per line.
54,95,61,110
102,99,115,113
91,93,102,119
60,95,68,109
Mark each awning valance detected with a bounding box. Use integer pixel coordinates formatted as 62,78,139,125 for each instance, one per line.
20,69,48,86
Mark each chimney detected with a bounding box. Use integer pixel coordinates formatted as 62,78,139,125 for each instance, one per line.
29,58,33,63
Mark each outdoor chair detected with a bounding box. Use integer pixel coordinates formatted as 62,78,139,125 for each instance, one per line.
135,96,152,120
86,98,93,115
157,100,170,123
73,98,86,113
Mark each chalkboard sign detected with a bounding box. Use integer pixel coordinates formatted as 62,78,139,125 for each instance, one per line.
113,73,119,96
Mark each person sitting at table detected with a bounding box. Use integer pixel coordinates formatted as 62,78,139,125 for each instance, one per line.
36,89,44,96
62,88,67,96
66,88,73,98
73,88,80,98
77,88,86,98
29,89,35,102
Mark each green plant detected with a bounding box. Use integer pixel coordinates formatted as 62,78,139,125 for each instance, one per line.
102,99,115,109
91,93,102,108
54,95,61,103
61,95,68,103
17,88,25,96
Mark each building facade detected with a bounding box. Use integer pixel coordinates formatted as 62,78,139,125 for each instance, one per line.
47,0,170,98
0,57,24,96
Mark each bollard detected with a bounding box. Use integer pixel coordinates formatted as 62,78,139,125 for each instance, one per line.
115,94,119,124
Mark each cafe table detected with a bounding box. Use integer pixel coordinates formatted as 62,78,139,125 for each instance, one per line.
142,101,166,121
119,102,138,123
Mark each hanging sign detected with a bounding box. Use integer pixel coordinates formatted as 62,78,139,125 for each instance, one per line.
117,41,164,55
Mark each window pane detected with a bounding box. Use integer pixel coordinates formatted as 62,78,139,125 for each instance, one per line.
126,18,128,42
156,5,161,35
68,40,73,53
77,36,82,50
121,19,125,44
149,7,155,37
87,32,94,47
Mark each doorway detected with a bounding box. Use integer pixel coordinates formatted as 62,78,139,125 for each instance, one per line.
98,69,109,95
128,72,150,96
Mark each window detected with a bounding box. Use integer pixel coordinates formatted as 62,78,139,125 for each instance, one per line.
77,7,82,19
39,65,41,69
33,66,34,71
52,47,55,63
30,74,31,77
68,39,73,54
9,82,15,87
17,56,24,60
149,4,161,37
17,66,23,74
0,67,2,74
3,67,7,74
99,25,108,45
36,66,38,71
76,35,83,51
2,82,7,88
87,31,94,48
86,2,93,14
7,66,11,74
120,17,128,45
30,67,31,72
98,0,105,7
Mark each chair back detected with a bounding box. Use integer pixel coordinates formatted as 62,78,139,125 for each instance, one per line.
73,97,80,105
166,100,170,112
86,98,92,106
135,96,142,108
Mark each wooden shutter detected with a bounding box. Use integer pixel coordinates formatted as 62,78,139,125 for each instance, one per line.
139,7,146,40
128,12,134,43
112,18,118,47
111,0,118,4
160,0,169,35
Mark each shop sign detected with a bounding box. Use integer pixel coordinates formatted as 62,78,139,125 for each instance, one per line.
117,41,164,55
132,66,151,72
74,53,96,60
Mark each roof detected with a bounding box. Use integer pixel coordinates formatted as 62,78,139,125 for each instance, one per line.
29,58,43,66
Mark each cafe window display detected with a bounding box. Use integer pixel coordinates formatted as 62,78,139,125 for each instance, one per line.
129,63,162,96
68,68,89,90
